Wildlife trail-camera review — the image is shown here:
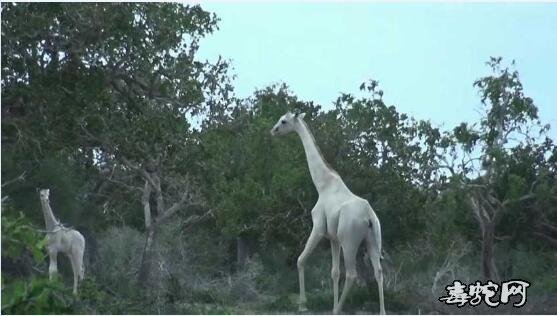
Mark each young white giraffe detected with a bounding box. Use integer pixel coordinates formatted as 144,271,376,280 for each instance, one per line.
271,112,386,314
39,189,85,295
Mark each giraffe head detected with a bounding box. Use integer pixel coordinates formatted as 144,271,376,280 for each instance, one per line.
270,111,306,136
39,188,50,201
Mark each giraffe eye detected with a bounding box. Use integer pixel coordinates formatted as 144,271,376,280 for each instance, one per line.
281,120,286,124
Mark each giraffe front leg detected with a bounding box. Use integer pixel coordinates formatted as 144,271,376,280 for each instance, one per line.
297,224,324,312
331,240,341,313
69,253,79,295
48,249,58,281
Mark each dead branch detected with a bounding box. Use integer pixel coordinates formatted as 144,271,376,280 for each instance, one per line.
538,221,557,235
502,193,536,207
181,209,214,229
106,177,143,193
158,197,188,224
296,196,309,214
2,171,27,188
533,231,557,249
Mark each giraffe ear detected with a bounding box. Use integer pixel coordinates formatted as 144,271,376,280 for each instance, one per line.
296,112,306,119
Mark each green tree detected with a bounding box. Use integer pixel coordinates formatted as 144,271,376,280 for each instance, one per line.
2,2,233,286
332,80,451,246
197,84,321,267
446,57,556,280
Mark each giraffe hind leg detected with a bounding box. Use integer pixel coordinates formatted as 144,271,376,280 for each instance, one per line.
366,216,386,314
334,239,359,314
335,212,368,314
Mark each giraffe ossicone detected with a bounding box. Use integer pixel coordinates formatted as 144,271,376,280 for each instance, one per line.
271,111,386,315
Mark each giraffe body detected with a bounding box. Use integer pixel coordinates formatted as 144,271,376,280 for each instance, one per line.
39,189,85,295
271,112,385,314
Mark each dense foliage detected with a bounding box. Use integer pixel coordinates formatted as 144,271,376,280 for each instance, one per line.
2,3,556,314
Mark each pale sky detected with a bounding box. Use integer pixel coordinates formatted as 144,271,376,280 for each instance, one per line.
197,2,557,139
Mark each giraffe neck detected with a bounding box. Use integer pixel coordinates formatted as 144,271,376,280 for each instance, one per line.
295,119,337,193
40,199,59,231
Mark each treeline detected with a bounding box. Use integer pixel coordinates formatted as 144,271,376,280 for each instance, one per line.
2,3,556,314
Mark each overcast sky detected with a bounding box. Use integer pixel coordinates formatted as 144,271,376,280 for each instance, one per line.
197,2,557,139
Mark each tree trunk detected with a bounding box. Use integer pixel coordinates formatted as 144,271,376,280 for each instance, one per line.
481,222,500,281
138,179,156,286
138,226,157,286
470,195,501,282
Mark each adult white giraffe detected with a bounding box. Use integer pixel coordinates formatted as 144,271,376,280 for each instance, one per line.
271,112,385,314
39,188,85,295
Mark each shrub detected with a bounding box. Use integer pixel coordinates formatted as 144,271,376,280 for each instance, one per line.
95,225,144,293
1,277,73,314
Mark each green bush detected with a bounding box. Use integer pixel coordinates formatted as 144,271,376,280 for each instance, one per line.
1,277,73,314
1,207,46,264
95,226,144,293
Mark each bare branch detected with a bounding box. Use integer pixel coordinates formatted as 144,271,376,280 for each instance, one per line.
296,196,309,214
533,231,557,249
156,179,203,224
157,192,192,224
502,193,536,207
529,179,539,193
120,156,140,171
538,221,557,235
465,183,489,190
106,177,143,193
470,196,486,233
435,163,456,177
180,209,214,229
477,192,497,217
2,171,27,188
149,173,165,216
141,180,153,230
80,122,110,147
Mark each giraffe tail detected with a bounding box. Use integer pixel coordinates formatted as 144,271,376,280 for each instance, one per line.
367,206,384,260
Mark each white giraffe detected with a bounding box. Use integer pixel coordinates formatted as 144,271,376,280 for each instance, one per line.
39,189,85,295
271,112,386,314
